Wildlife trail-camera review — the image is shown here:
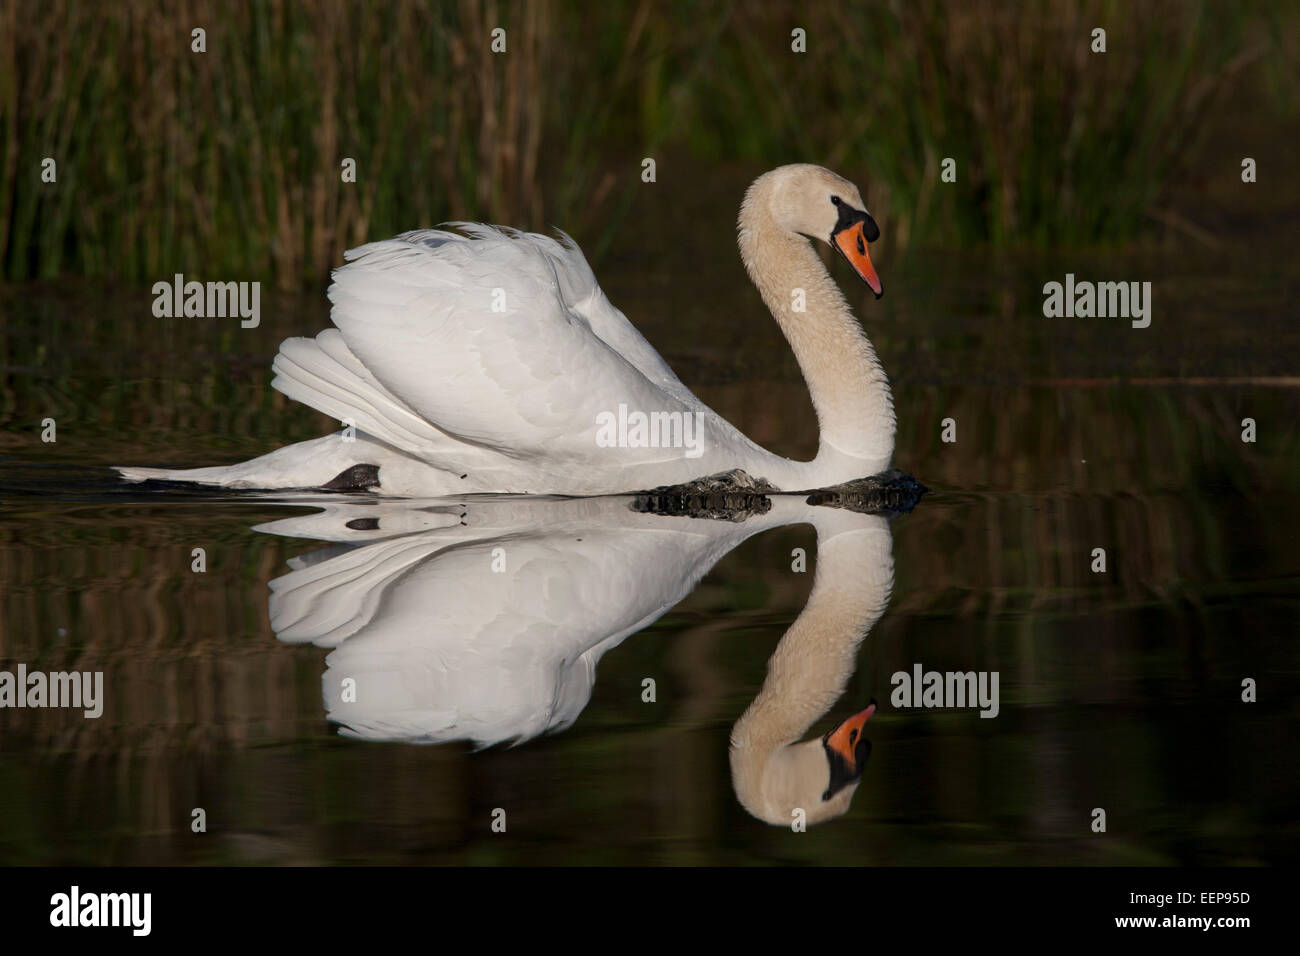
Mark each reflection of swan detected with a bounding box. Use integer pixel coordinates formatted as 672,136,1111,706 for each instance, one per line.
263,496,766,745
118,164,893,495
256,485,905,825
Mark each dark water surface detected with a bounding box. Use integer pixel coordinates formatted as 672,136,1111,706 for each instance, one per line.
1,244,1297,865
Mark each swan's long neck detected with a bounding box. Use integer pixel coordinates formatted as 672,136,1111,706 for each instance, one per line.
738,197,895,483
730,514,894,755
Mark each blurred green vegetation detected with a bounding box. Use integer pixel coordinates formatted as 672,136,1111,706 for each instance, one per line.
1,0,1295,287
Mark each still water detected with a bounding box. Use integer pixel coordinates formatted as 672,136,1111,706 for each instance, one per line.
0,242,1296,864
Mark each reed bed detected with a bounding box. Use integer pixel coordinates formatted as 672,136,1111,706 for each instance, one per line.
0,0,1291,286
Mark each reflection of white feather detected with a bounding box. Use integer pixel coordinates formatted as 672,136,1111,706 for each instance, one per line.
266,496,772,746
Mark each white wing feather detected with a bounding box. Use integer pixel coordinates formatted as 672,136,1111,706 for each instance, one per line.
330,229,674,452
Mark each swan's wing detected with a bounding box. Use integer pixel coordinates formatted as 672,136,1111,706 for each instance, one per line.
324,227,704,462
538,229,702,410
271,329,458,458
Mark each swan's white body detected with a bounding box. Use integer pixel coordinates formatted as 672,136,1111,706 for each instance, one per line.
117,165,894,495
257,491,895,825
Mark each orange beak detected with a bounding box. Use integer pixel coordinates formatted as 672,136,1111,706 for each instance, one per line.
833,220,883,298
824,701,876,768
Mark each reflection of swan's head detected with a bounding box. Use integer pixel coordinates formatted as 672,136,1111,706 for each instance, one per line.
731,702,876,827
742,163,882,297
726,505,895,826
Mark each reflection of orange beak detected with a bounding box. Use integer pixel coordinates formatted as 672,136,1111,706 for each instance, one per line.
833,220,882,298
824,701,876,768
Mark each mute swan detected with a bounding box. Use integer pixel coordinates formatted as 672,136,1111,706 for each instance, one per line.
254,488,900,825
117,164,893,495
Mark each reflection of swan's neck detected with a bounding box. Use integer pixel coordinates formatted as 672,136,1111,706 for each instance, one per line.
738,196,895,475
729,514,894,825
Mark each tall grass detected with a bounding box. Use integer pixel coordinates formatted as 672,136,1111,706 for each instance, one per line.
675,0,1282,247
0,0,1291,286
0,0,679,287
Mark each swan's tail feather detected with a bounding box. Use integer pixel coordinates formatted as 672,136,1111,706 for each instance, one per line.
115,465,186,482
114,433,389,490
113,460,316,488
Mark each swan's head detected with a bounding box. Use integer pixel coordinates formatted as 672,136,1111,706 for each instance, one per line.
730,701,877,827
748,163,883,298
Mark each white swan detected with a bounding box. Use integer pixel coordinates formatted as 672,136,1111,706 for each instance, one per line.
117,164,893,495
254,489,898,826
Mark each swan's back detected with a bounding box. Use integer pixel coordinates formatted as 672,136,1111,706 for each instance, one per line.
394,226,689,404
328,226,701,445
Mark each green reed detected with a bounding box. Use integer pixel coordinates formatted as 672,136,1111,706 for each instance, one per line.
0,0,1290,286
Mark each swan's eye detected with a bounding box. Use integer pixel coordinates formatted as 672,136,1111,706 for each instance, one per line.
830,195,842,206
